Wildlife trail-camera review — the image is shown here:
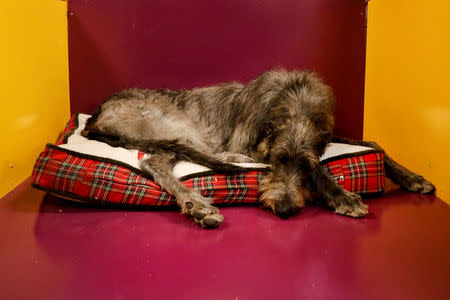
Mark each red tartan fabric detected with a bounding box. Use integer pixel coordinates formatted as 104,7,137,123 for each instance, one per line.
322,152,385,194
32,114,385,206
32,146,262,206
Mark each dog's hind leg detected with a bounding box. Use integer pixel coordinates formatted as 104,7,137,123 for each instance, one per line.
310,165,369,217
140,153,224,228
332,137,435,194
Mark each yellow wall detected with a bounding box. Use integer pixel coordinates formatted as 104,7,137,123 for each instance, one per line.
0,1,70,197
364,0,450,202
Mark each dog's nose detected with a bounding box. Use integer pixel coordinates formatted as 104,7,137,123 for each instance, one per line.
274,195,300,219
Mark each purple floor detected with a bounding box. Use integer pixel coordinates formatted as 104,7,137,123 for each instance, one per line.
1,178,449,299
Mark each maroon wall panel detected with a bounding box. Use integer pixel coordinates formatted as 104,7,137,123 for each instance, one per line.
68,0,367,139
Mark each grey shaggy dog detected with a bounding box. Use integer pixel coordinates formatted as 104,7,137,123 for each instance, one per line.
83,69,435,228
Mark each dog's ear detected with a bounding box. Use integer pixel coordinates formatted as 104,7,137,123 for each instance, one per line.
315,130,332,155
321,131,332,144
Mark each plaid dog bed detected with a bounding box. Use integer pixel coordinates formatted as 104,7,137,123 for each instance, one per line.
32,114,385,207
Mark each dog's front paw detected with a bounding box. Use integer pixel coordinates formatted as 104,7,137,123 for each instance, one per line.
192,211,224,229
334,190,368,218
184,194,224,229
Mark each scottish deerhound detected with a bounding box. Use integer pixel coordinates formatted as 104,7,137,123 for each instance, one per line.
83,69,435,228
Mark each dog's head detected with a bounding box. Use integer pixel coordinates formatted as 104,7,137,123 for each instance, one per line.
258,117,330,218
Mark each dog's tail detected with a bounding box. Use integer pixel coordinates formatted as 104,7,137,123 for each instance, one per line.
81,128,249,173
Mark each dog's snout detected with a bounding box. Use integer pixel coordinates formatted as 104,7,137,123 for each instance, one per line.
274,195,300,219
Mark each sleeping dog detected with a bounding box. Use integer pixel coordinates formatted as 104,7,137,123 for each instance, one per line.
83,69,434,228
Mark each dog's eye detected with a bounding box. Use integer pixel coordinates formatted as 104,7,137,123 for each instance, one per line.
278,155,289,164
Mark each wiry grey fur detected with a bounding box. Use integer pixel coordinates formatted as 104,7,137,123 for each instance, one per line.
83,69,435,228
